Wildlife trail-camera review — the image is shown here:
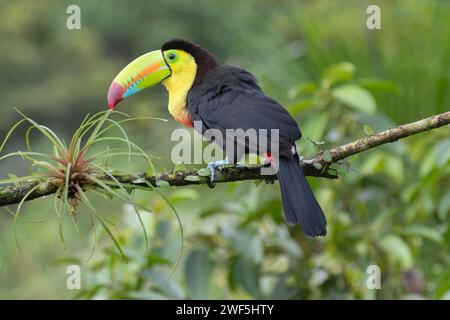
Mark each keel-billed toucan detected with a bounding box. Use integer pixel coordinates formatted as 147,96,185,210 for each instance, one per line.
107,39,327,236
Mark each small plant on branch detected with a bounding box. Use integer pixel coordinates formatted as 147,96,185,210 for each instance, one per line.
0,107,448,267
0,109,177,260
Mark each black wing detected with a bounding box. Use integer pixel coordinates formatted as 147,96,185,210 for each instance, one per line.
188,66,301,159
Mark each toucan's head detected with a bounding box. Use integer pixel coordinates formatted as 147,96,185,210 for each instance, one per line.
107,39,218,110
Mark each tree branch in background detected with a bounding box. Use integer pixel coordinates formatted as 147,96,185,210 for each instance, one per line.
313,110,450,165
0,110,449,207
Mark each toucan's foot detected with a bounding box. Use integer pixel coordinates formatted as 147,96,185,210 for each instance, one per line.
261,159,271,167
261,152,277,183
206,158,230,188
264,177,275,184
206,179,216,189
262,152,272,167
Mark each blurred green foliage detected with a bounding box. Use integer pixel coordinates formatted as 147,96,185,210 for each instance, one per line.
0,0,449,299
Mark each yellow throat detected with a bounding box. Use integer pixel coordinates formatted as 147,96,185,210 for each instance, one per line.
162,51,197,125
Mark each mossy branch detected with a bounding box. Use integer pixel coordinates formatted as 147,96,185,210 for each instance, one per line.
0,110,449,207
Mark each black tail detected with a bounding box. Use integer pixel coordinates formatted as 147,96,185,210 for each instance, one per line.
278,156,327,236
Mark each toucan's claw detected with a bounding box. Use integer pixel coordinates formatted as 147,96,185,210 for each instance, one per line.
264,177,275,184
261,159,271,167
206,158,229,188
206,178,216,189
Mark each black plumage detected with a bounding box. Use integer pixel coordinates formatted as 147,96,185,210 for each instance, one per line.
188,66,299,159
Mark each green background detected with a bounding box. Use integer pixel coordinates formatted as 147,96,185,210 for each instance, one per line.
0,0,449,299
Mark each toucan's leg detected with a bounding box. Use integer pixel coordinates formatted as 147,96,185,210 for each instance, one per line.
262,152,272,166
262,152,275,184
206,158,230,188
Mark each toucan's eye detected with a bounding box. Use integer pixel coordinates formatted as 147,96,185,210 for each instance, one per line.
168,52,177,61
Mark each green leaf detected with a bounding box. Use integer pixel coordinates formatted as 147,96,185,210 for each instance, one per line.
198,168,212,177
156,180,170,188
229,258,261,298
363,124,374,135
438,190,450,220
385,155,404,183
75,184,127,262
141,267,185,299
419,151,436,177
184,175,200,182
146,162,155,177
185,249,211,299
380,234,413,270
147,253,170,266
302,113,330,143
434,139,450,167
358,78,400,93
288,99,315,115
310,139,325,145
230,231,263,263
322,150,332,162
401,225,443,244
50,257,82,266
332,84,377,114
336,166,348,177
361,151,385,174
125,186,133,195
0,118,26,153
168,189,200,202
0,174,45,185
13,183,41,252
174,162,186,172
288,81,317,99
322,62,356,88
14,108,67,153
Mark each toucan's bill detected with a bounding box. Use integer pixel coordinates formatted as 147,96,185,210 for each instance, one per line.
107,50,170,109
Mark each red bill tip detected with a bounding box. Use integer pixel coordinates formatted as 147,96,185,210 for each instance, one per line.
107,82,125,109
